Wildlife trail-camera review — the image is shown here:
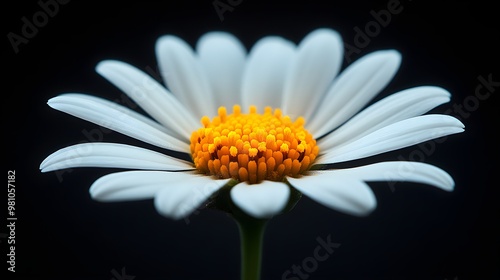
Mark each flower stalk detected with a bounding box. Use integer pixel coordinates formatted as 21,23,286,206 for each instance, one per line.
234,214,268,280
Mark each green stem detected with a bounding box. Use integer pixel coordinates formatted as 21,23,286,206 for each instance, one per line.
235,215,268,280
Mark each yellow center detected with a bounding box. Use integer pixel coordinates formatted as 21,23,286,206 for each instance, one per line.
189,105,319,184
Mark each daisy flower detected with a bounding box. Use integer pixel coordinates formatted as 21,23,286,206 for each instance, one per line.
40,28,464,280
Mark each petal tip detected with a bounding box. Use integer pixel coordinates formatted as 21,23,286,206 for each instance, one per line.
95,60,130,76
95,60,113,73
384,49,402,57
308,28,342,38
46,96,61,109
39,164,50,172
153,199,186,221
155,35,186,51
372,49,402,67
353,191,377,217
230,182,290,219
47,96,57,105
387,50,402,65
449,116,465,129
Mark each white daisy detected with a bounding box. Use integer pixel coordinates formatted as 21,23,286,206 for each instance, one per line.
40,28,464,220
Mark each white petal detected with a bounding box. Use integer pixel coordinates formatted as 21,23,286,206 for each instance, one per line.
40,143,194,172
90,171,195,202
196,32,246,109
308,50,402,137
282,29,343,120
320,161,455,191
154,176,230,219
318,115,464,164
241,36,295,111
319,86,451,152
230,181,290,218
287,174,377,216
48,94,189,152
156,35,216,118
96,60,198,140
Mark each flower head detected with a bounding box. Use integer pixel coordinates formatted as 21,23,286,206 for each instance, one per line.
41,29,464,220
190,105,318,184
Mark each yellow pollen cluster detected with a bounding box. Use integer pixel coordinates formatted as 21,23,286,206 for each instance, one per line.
190,105,319,184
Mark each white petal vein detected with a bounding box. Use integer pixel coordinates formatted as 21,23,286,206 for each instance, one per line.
317,115,464,164
308,50,402,137
318,86,451,152
96,60,199,140
48,94,189,152
40,143,194,172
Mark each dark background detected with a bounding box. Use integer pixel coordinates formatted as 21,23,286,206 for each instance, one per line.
3,0,499,279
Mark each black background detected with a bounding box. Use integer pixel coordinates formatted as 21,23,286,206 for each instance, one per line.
3,0,499,279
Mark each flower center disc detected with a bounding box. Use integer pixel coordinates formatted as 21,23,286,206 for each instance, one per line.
190,105,319,184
